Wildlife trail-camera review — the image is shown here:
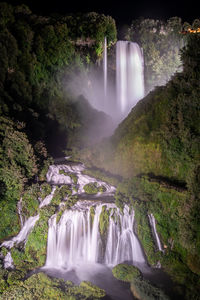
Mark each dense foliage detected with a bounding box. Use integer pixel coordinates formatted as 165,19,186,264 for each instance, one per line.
81,34,200,298
0,272,106,299
0,1,116,239
0,2,199,299
126,17,195,92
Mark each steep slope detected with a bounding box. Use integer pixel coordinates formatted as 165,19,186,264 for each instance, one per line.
81,34,200,298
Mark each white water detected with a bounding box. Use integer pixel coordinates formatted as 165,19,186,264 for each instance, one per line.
116,41,144,118
105,205,145,265
46,163,115,196
39,186,57,208
148,214,164,252
4,252,14,269
103,36,107,100
17,197,24,228
1,215,39,249
45,201,145,269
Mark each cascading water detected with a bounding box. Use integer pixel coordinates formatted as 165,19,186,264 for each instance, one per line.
116,41,144,117
0,159,147,300
103,36,107,101
148,213,164,252
45,201,145,269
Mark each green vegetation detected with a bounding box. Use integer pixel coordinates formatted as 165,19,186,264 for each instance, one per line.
0,272,106,299
0,3,199,299
0,117,38,241
130,277,169,300
11,206,54,269
99,205,110,237
83,167,120,186
59,170,78,184
112,263,141,282
112,263,169,300
83,182,106,194
127,17,188,92
21,184,40,218
81,34,200,298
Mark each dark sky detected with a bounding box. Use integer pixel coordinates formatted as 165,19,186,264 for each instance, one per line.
5,0,199,26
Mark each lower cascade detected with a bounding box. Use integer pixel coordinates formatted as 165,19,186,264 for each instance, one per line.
45,201,145,269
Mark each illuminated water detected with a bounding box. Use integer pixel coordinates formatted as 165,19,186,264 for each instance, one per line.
116,41,144,118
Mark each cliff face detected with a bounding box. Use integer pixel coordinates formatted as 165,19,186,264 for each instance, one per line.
83,34,200,191
81,35,200,298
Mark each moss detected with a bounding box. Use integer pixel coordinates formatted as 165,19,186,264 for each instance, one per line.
69,173,78,184
98,185,106,193
90,206,95,225
0,269,8,294
82,167,120,187
23,207,55,268
1,247,8,257
39,183,52,200
83,182,99,194
130,277,170,300
112,264,141,282
83,182,106,194
114,175,200,297
56,205,66,224
21,184,40,219
6,270,25,286
11,206,55,270
1,272,106,299
99,205,110,237
133,201,159,266
59,169,68,176
79,281,106,298
51,185,72,206
59,170,78,184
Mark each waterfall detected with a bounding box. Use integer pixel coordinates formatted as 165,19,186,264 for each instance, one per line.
116,41,144,117
148,214,164,252
103,36,107,101
17,197,24,228
1,215,39,249
39,186,57,208
4,252,14,269
45,201,145,269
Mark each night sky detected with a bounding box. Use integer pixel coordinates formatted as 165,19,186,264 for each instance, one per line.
4,0,199,26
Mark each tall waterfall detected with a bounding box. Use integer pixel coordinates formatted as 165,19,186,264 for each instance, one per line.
116,41,144,117
45,201,145,269
103,37,107,101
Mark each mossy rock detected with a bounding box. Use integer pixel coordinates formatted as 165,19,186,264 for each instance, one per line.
130,277,169,300
99,205,110,237
1,272,106,299
1,272,72,299
1,247,8,257
90,206,95,225
59,169,69,176
112,263,141,282
79,281,106,298
83,182,99,194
